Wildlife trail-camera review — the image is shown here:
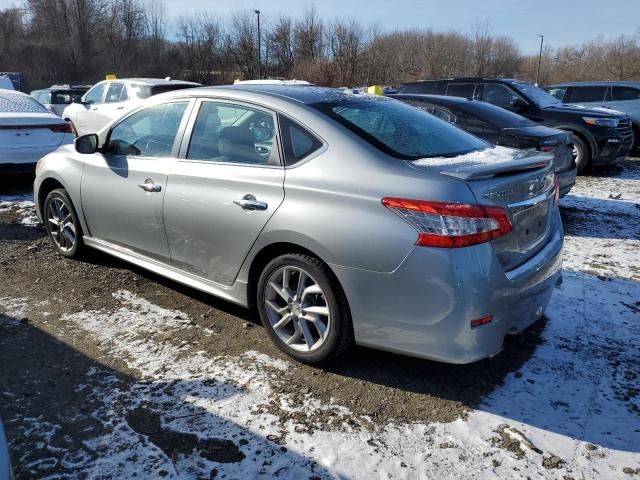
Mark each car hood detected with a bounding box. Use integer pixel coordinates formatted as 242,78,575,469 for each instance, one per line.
542,103,626,118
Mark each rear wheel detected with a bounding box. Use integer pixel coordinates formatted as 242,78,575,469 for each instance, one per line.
573,135,591,173
44,188,84,258
257,253,353,364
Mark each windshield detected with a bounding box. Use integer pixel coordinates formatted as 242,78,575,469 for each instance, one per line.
511,82,561,108
311,97,487,160
461,101,535,128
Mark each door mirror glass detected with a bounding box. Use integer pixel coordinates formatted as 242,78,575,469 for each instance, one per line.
75,134,99,154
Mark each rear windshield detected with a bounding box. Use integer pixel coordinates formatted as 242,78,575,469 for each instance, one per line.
460,101,535,128
50,90,86,104
511,82,561,108
311,97,487,160
135,84,199,99
0,91,48,113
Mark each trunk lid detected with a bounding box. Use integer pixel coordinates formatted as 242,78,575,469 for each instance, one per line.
505,126,573,171
0,113,65,148
429,147,557,271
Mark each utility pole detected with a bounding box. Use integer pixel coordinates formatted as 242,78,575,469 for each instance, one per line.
255,9,261,79
535,34,544,86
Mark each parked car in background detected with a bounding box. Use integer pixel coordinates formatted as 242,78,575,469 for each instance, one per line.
35,85,563,365
0,89,73,173
0,419,12,480
545,81,640,153
31,84,91,116
61,77,201,136
391,94,576,195
398,78,633,172
0,72,22,91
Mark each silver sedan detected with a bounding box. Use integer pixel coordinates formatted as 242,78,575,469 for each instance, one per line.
34,85,563,364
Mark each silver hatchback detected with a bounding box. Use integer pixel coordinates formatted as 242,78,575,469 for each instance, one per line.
34,85,563,364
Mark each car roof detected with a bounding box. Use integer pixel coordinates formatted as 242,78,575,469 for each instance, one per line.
402,77,521,85
390,93,472,105
546,81,640,88
103,78,201,86
161,84,366,105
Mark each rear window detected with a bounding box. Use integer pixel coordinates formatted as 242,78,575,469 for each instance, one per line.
0,91,48,113
51,90,86,104
311,97,487,160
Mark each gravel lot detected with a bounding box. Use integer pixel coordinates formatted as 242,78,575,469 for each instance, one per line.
1,160,639,479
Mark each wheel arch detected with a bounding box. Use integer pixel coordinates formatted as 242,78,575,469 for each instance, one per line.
244,241,346,311
552,124,596,158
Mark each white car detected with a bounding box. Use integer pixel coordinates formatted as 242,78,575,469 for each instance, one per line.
62,78,201,136
0,89,73,173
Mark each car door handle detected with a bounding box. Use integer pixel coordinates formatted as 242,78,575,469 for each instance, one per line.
138,179,162,193
116,106,124,110
91,107,98,111
233,194,268,211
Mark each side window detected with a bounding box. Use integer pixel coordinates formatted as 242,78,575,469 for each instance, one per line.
566,86,607,103
446,84,475,99
107,101,189,157
546,87,567,101
84,83,106,105
120,85,129,102
612,86,640,101
280,115,323,165
105,83,125,103
187,102,280,165
481,84,524,109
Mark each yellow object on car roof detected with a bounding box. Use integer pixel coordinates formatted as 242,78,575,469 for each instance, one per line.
367,85,384,96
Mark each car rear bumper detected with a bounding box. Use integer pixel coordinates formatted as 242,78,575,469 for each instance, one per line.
331,218,563,364
0,145,63,166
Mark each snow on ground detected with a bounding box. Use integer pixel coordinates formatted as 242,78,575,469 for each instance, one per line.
1,161,639,479
0,193,37,225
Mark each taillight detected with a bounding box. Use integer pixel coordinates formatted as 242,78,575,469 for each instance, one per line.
48,123,73,134
553,175,560,208
539,145,556,153
382,198,513,248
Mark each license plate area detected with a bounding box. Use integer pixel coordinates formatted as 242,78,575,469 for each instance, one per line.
510,198,550,250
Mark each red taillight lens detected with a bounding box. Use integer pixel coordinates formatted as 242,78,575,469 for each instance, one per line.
48,123,73,134
470,315,493,328
553,175,560,208
382,198,513,248
539,145,556,153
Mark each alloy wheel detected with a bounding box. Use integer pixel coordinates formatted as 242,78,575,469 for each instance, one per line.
46,197,77,252
263,266,331,352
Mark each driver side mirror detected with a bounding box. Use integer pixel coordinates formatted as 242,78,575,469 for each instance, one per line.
75,134,99,154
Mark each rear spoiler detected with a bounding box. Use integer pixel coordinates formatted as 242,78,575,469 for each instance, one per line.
438,155,553,181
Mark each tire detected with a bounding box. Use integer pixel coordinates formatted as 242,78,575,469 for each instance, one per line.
573,135,590,173
43,188,84,258
256,253,353,364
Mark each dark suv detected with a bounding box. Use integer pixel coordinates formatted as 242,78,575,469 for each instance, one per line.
398,78,633,172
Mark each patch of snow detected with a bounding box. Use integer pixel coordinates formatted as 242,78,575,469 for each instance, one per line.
0,296,28,325
412,145,530,169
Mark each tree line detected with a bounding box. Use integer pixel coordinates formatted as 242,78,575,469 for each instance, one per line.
1,1,638,91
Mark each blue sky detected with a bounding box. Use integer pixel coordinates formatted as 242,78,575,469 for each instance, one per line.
1,0,637,54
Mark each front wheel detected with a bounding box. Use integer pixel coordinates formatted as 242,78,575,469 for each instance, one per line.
44,188,84,258
573,135,590,173
257,253,353,364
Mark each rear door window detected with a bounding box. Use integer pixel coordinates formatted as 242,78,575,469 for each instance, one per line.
105,83,125,103
612,86,640,101
566,86,607,103
446,84,476,99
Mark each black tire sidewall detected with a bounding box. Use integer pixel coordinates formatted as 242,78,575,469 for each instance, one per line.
257,254,342,364
44,189,82,258
574,136,589,173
